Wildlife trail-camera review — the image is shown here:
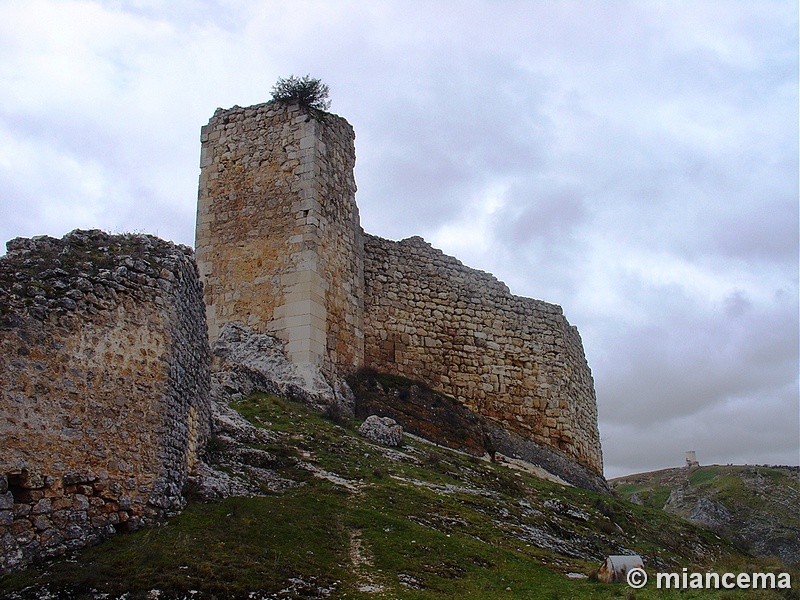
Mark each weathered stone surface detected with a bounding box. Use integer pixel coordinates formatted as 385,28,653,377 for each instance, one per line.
350,370,489,456
363,235,603,475
194,101,605,484
359,415,404,447
187,331,303,500
349,370,609,493
196,102,363,378
0,229,211,574
484,422,608,494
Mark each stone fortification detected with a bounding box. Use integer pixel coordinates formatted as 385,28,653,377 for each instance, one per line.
195,101,604,483
0,230,210,573
362,235,602,474
195,102,363,379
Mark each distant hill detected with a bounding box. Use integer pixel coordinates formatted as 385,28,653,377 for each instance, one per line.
611,464,800,567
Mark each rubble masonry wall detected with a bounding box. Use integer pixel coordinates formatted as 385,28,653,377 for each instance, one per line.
195,102,603,476
362,234,603,474
0,230,210,573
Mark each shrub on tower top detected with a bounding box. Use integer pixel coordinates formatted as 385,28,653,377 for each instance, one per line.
270,75,331,111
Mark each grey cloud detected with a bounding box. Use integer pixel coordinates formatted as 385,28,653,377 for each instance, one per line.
501,187,587,246
603,390,800,479
595,286,798,425
354,60,553,239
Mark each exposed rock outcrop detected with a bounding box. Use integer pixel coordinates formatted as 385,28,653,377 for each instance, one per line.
188,321,358,500
358,415,403,446
210,321,354,415
612,465,800,566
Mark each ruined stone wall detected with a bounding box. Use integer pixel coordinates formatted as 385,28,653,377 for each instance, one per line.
362,235,602,474
0,230,210,573
195,102,363,378
194,101,605,481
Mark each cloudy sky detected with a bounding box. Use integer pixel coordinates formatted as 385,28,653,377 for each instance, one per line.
1,0,797,478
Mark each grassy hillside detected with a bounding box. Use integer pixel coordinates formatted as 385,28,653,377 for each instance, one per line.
1,394,794,599
612,464,800,568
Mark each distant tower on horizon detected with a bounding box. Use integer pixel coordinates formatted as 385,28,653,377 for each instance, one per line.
685,450,700,468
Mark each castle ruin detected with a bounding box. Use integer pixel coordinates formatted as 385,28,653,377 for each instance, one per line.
195,101,603,476
0,100,606,573
0,231,210,573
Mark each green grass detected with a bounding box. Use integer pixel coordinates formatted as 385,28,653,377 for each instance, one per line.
2,490,353,597
689,467,722,487
2,394,795,599
614,483,672,510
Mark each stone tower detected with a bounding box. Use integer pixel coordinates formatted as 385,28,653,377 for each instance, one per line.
195,102,364,378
